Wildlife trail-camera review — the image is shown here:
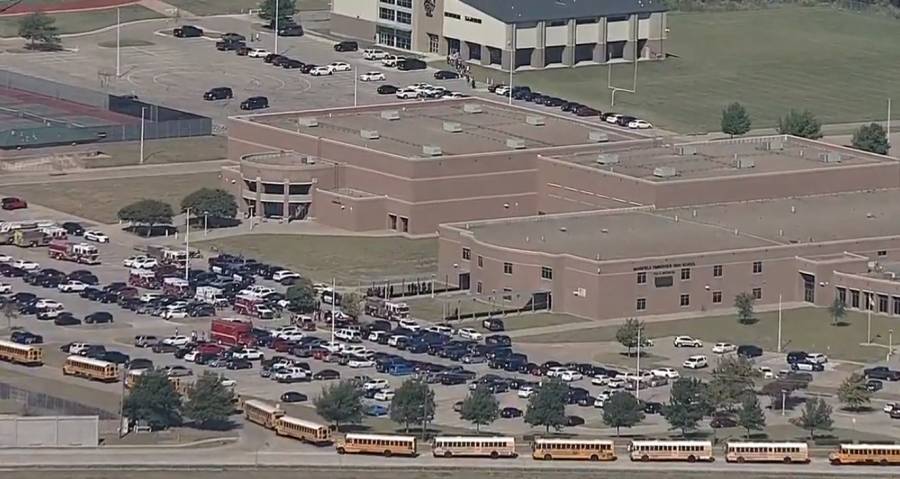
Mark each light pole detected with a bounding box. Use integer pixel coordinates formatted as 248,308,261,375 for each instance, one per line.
635,323,641,400
274,0,279,54
890,329,894,360
139,107,146,164
116,7,121,77
353,71,358,107
777,293,782,352
781,390,787,416
506,31,515,106
203,211,208,237
867,294,873,344
330,277,336,344
184,207,191,281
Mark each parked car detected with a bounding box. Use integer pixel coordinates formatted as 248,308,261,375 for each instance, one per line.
84,312,113,324
83,230,109,243
247,48,271,58
280,391,308,403
866,379,884,392
674,336,703,348
712,342,737,354
334,41,358,52
500,406,523,418
204,87,233,100
359,71,385,82
434,70,460,80
682,355,708,369
240,96,269,110
1,197,27,210
377,84,399,95
865,366,900,381
173,25,203,38
628,119,653,129
737,344,763,358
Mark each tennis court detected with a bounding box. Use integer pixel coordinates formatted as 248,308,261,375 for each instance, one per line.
0,86,138,131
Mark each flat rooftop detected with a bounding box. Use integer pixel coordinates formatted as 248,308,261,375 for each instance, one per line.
461,189,900,261
246,99,641,158
551,136,893,181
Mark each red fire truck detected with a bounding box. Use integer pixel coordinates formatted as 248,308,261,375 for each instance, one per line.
233,294,275,319
210,318,256,347
47,240,100,265
129,269,160,289
162,277,191,298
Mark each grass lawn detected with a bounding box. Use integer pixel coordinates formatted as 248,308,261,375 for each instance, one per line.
165,0,331,15
85,136,227,168
517,307,897,363
495,312,590,332
407,295,498,321
0,172,222,223
470,7,900,133
196,234,437,284
0,5,162,38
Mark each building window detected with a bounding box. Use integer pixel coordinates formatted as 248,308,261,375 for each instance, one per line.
444,11,460,19
752,261,763,274
465,16,482,24
636,298,646,311
502,288,513,302
636,272,646,284
752,288,762,300
399,216,409,233
541,267,553,280
894,296,900,315
713,264,723,278
503,262,513,275
379,7,395,20
549,19,566,26
462,248,471,260
879,294,889,313
576,17,598,24
712,291,722,304
680,294,690,307
395,30,411,49
680,268,691,281
428,33,439,53
655,275,673,288
864,292,874,310
396,11,411,24
388,214,398,230
476,281,483,294
878,250,887,256
379,0,395,4
850,289,860,308
396,0,411,7
836,287,846,304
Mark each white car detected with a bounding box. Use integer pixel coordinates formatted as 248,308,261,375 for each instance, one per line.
160,308,188,320
884,402,897,414
275,367,308,382
457,328,483,341
606,377,626,389
321,341,344,353
272,270,300,282
348,359,375,368
387,335,408,347
395,88,419,99
426,325,454,336
329,61,352,72
381,55,405,67
494,85,510,96
593,391,611,408
232,348,264,360
758,366,775,379
279,332,305,342
673,336,703,348
310,65,334,76
398,319,420,332
247,48,271,58
545,366,567,378
0,254,11,262
628,119,653,129
83,230,109,243
590,375,609,386
359,71,385,82
374,389,395,402
605,114,622,124
0,283,11,294
651,367,680,379
35,299,63,310
12,259,39,270
560,370,583,382
133,257,158,269
58,280,88,293
184,350,199,362
362,49,387,60
122,255,149,267
271,326,302,338
806,352,828,364
517,386,535,398
162,335,191,346
712,342,737,354
683,355,709,369
139,292,163,303
363,378,389,391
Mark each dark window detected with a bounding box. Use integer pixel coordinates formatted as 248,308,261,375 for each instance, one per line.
879,294,889,313
549,19,566,26
752,288,762,300
444,12,460,19
288,184,310,195
397,11,411,24
712,291,722,304
262,183,284,194
636,298,646,311
680,294,690,307
244,180,257,192
576,17,598,24
464,16,482,24
396,0,411,7
379,7,395,20
637,272,646,284
893,296,900,315
388,214,398,230
476,281,483,294
836,287,846,304
878,250,887,256
541,267,553,280
851,289,860,308
608,15,629,22
681,268,691,281
713,264,723,277
380,0,395,4
503,262,513,275
654,275,673,288
752,261,763,274
502,288,513,302
462,248,471,260
477,256,483,268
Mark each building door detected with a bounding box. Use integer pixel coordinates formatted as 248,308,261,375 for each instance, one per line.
458,273,470,291
428,33,440,53
801,273,815,303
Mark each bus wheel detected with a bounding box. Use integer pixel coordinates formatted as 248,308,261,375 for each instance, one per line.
543,454,552,461
881,459,889,466
687,455,696,463
737,457,745,464
490,451,499,459
830,459,841,466
783,457,792,464
337,447,346,455
383,450,392,457
589,455,599,462
444,451,452,458
641,455,650,462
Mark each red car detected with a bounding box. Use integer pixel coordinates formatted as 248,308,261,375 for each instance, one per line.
1,197,27,210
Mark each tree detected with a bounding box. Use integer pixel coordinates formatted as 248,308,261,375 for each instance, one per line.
734,292,755,324
761,378,806,411
790,398,833,439
183,371,235,429
1,302,18,330
602,391,645,436
708,355,757,411
828,297,847,326
117,199,175,233
736,392,766,438
341,291,362,319
286,277,317,313
18,12,60,50
314,380,363,431
181,188,238,220
615,317,645,356
721,102,751,138
390,379,435,434
525,378,568,433
851,122,889,155
837,373,871,411
258,0,296,21
777,109,822,139
123,371,182,430
460,385,499,432
663,377,709,436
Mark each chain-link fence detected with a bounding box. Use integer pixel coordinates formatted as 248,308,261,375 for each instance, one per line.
0,382,117,419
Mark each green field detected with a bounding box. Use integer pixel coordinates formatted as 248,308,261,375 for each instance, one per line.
0,5,162,38
165,0,331,16
85,136,227,168
518,307,896,363
473,7,900,133
196,234,437,284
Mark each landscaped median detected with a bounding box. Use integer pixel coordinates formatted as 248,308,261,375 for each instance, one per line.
0,5,163,38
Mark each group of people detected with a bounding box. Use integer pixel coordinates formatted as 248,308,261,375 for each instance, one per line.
447,51,477,88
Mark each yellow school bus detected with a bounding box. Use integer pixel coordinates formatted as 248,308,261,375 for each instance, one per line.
0,339,42,366
274,415,333,445
829,444,900,465
242,399,285,429
432,436,517,458
725,441,809,464
62,355,118,382
336,433,417,457
629,440,714,462
532,438,616,461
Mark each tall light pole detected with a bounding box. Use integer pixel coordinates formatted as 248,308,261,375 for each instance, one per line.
867,294,873,344
203,211,208,237
274,0,279,54
635,324,641,400
184,207,191,281
116,7,121,77
139,107,146,164
777,293,782,353
330,277,336,345
353,71,358,107
889,329,894,361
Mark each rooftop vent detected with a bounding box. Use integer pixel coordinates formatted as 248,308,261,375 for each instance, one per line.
463,103,483,114
733,157,755,169
820,152,842,163
675,145,697,156
653,166,678,178
526,115,545,126
442,121,462,133
757,139,784,151
360,129,380,140
589,131,609,143
380,110,400,121
297,117,318,127
596,154,620,165
422,145,443,157
506,138,526,149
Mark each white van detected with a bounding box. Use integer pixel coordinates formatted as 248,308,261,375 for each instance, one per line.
335,328,362,343
362,49,387,60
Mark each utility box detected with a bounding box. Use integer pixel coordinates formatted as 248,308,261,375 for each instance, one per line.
526,115,545,126
506,138,526,149
297,117,318,127
734,157,755,169
360,130,380,140
422,145,443,157
589,131,609,143
380,110,400,121
653,166,678,178
442,121,462,133
463,103,483,114
675,145,697,156
596,154,620,165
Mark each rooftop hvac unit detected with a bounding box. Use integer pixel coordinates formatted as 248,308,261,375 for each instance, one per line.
506,138,526,149
653,166,678,178
675,145,697,156
596,154,620,165
588,130,609,143
297,117,318,127
442,121,462,133
380,110,400,120
757,139,784,151
360,129,380,140
422,145,443,157
463,103,483,114
526,115,545,126
733,157,755,169
820,152,842,163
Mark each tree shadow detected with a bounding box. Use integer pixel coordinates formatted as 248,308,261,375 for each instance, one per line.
832,321,851,327
124,225,178,237
24,43,63,52
738,318,760,325
189,419,237,431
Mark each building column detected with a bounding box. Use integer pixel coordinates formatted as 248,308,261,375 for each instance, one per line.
458,39,468,59
623,14,638,61
254,177,262,218
480,44,490,66
283,178,290,220
594,17,607,63
562,18,576,66
531,21,546,68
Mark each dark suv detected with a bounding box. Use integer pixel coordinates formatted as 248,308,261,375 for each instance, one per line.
1,197,27,210
204,87,233,101
737,344,763,358
174,25,203,38
334,41,358,52
240,96,269,110
864,366,900,381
